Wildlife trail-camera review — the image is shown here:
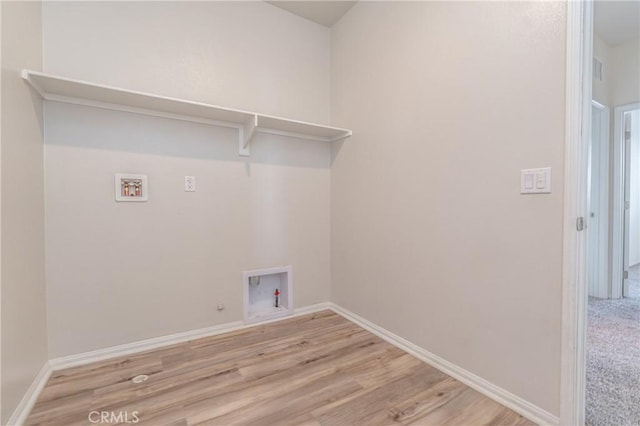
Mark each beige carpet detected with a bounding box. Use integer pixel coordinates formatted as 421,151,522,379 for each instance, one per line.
586,296,640,426
628,264,639,298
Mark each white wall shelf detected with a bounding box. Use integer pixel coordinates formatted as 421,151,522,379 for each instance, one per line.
21,70,352,156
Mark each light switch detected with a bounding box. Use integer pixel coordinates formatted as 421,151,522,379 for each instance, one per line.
524,173,534,189
521,167,551,194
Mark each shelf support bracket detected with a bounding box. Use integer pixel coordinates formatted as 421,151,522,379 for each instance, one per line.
239,115,258,157
329,130,353,142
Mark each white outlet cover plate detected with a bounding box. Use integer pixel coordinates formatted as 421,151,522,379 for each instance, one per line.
115,173,148,202
185,176,196,192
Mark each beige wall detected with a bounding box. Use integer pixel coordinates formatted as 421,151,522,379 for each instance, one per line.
6,0,579,418
611,38,640,107
1,1,48,423
42,1,330,123
592,35,639,108
330,1,566,416
593,34,613,106
43,1,332,358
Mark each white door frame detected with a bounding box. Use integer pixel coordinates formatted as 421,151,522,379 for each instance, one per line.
560,1,592,425
588,100,610,299
612,103,640,299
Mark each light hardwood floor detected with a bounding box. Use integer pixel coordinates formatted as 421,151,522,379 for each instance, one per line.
27,311,534,425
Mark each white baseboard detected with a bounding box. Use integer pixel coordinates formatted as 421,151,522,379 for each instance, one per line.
292,302,330,316
328,303,560,426
6,361,52,426
49,302,330,371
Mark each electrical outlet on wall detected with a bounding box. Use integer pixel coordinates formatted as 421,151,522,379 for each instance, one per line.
185,176,196,192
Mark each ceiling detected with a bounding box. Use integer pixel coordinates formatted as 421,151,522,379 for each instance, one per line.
594,0,640,46
266,1,357,27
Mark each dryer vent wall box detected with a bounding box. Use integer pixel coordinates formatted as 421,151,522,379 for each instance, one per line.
115,174,148,202
243,266,293,324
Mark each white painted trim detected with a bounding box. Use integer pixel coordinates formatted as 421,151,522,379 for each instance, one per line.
328,303,559,426
560,1,592,425
50,302,328,371
612,103,640,299
290,302,329,316
6,362,52,426
0,6,3,421
50,320,240,371
589,101,610,299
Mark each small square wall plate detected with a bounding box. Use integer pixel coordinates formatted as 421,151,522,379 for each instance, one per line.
115,173,148,202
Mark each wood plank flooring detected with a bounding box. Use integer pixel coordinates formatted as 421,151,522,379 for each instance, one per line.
26,311,534,426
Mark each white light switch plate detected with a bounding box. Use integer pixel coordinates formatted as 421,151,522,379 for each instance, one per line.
521,167,551,194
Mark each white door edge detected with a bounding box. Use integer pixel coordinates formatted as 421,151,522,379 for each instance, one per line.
560,1,592,425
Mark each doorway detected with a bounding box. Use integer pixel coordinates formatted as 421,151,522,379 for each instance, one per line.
612,104,640,299
588,101,610,299
586,105,640,425
584,1,639,423
622,107,640,298
561,1,640,424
